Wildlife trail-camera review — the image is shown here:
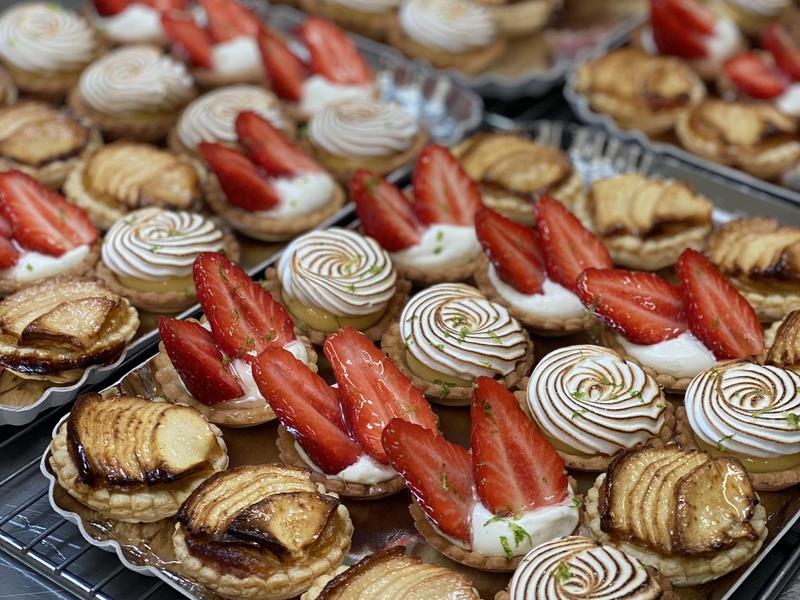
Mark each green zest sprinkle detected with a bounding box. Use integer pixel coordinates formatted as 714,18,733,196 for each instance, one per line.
786,413,800,429
572,496,582,508
25,264,33,272
500,536,513,559
716,433,735,452
439,472,450,492
435,230,445,242
556,563,572,582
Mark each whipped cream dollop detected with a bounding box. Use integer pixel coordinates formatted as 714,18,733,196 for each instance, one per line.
262,173,336,219
686,362,800,458
391,224,481,269
177,85,285,151
527,345,667,456
726,0,790,16
487,264,587,321
294,441,397,485
509,536,664,600
299,75,374,117
0,3,97,73
328,0,400,12
210,36,262,79
616,332,716,380
278,227,397,317
93,4,165,45
6,244,90,283
79,45,193,115
308,99,418,158
400,283,528,380
776,85,800,117
398,0,496,53
102,208,226,281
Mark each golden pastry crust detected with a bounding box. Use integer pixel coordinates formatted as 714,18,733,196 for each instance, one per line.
381,321,534,405
276,426,406,500
386,25,505,74
0,368,51,408
299,0,396,40
0,242,101,297
0,67,17,106
190,65,265,91
479,0,558,37
765,310,800,368
394,253,483,285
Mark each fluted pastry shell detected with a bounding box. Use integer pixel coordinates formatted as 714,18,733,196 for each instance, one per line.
479,0,558,37
0,66,17,106
0,368,51,408
299,0,396,40
190,64,265,91
0,242,101,297
394,252,483,285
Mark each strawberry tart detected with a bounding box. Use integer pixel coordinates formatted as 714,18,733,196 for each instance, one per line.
89,0,183,47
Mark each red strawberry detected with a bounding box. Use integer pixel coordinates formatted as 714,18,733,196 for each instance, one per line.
161,14,213,69
139,0,186,12
762,24,800,82
412,145,482,226
577,269,687,345
724,52,786,99
535,195,612,293
193,252,296,363
382,418,474,541
350,170,421,252
324,326,438,464
158,317,243,405
0,214,13,239
257,28,306,102
0,238,19,270
93,0,128,16
676,249,764,360
254,347,362,474
650,0,709,59
472,377,569,514
297,17,372,85
235,111,321,177
0,170,98,256
198,142,279,211
200,0,260,43
475,206,545,295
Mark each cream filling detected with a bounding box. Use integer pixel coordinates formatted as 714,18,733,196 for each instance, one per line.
390,224,481,270
4,244,90,283
616,332,716,380
487,264,586,320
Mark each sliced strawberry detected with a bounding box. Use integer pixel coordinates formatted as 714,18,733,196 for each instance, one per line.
412,145,482,226
235,111,321,177
350,170,421,252
0,214,13,239
475,206,545,295
257,28,306,102
664,0,714,34
93,0,128,16
0,238,19,270
382,418,474,541
193,252,296,363
577,269,687,345
297,17,372,85
161,14,213,69
0,170,98,256
762,24,800,82
676,249,764,360
650,0,708,59
472,377,569,514
139,0,186,12
324,326,438,465
254,347,362,474
535,195,612,294
200,0,260,43
198,142,279,211
724,52,786,99
158,317,243,406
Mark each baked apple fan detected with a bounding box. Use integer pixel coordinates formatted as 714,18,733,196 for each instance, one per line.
0,277,139,383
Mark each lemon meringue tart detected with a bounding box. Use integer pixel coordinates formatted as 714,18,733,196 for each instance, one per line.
48,392,228,523
173,464,353,600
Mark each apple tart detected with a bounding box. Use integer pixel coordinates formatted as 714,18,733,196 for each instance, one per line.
585,443,767,586
173,464,353,600
48,393,228,522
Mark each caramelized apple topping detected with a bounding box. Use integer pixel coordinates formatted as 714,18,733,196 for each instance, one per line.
693,100,796,148
0,102,88,166
766,310,800,368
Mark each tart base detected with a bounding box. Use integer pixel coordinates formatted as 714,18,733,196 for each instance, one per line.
4,64,86,102
0,369,51,408
0,67,18,106
299,0,395,39
483,0,558,37
386,27,505,75
736,285,800,324
394,252,483,286
0,242,101,297
191,66,265,91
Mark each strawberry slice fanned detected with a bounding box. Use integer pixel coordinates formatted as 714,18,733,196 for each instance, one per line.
200,0,260,43
0,239,19,270
158,317,243,406
198,142,280,211
650,0,712,59
324,326,438,465
412,145,482,226
161,14,214,69
254,347,363,474
724,52,786,100
535,195,612,294
257,28,306,102
193,252,295,362
763,24,800,82
297,17,372,85
676,249,764,360
472,377,569,514
475,206,545,295
235,111,321,177
382,418,474,541
577,269,688,345
350,170,421,252
0,170,98,256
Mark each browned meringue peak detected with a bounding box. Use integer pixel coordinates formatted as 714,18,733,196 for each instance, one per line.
0,101,89,167
589,173,712,237
767,310,800,368
691,100,796,148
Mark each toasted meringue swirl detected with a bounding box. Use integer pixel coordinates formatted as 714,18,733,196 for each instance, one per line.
400,283,527,379
0,3,97,72
278,228,397,317
308,99,418,158
527,345,667,456
177,85,286,151
509,536,663,600
686,362,800,458
102,208,225,281
399,0,496,53
79,45,193,115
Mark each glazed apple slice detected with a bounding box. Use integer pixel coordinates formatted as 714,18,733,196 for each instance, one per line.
412,145,482,226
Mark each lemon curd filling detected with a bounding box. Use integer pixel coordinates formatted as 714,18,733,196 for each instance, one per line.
282,291,386,333
696,438,800,473
404,351,472,387
117,274,194,293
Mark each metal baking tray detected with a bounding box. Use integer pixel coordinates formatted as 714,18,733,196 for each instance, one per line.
0,121,796,600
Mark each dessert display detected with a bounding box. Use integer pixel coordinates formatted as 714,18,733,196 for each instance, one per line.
264,227,408,344
154,252,316,427
474,199,611,335
173,464,354,600
584,443,767,586
97,207,239,313
259,326,437,499
0,102,102,190
350,145,484,285
0,3,101,99
524,345,674,471
89,0,181,46
199,111,345,241
384,378,579,570
48,392,228,522
68,45,196,142
298,0,400,40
